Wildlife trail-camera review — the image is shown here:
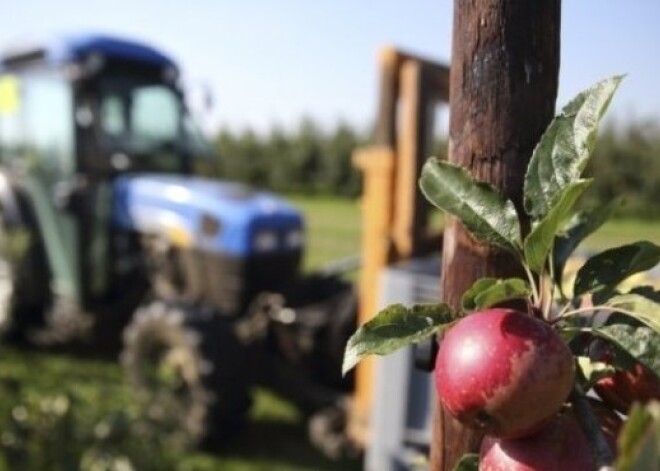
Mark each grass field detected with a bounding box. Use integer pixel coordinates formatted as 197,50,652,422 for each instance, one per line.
288,196,362,271
1,196,659,470
290,195,660,266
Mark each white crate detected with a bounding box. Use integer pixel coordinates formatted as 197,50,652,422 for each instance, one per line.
366,254,441,471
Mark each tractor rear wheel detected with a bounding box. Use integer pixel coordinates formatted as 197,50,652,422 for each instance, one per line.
0,211,49,340
121,301,251,449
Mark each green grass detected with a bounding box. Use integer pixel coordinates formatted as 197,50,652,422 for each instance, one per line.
0,345,361,471
583,219,660,251
288,195,362,271
290,195,660,268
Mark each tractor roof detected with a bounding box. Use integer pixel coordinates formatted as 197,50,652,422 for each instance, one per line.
0,33,178,71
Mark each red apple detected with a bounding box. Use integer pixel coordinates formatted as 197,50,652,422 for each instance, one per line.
479,404,620,471
589,338,660,414
594,362,660,414
434,308,575,438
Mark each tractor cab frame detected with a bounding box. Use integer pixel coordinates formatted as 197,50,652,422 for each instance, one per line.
0,36,215,319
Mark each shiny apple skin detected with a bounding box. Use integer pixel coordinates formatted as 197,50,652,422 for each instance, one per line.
435,309,575,438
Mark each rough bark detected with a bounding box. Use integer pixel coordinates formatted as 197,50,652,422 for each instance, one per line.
431,1,561,469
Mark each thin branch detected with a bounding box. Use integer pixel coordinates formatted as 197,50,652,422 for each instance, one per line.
540,274,554,321
570,386,614,471
555,300,576,319
546,247,558,317
558,304,613,319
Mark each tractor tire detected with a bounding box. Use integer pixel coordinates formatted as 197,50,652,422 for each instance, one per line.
0,206,49,341
121,301,251,449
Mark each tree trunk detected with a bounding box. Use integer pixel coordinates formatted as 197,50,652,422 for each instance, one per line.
430,1,561,470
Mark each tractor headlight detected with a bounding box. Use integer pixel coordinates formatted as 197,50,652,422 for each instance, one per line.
254,230,278,252
285,229,304,249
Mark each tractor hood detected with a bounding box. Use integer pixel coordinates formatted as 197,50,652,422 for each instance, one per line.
112,174,304,257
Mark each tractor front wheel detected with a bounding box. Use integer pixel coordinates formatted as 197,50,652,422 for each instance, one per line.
121,301,251,449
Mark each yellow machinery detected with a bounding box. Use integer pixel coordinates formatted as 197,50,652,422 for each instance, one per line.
349,46,450,447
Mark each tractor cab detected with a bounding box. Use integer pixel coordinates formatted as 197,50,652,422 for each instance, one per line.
0,35,213,179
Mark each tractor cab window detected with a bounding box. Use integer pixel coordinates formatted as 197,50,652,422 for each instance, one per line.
131,86,179,141
97,76,213,174
0,72,74,182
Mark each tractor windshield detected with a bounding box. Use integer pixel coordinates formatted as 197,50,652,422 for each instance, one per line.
97,75,215,174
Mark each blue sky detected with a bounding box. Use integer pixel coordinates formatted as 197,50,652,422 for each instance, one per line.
2,1,659,133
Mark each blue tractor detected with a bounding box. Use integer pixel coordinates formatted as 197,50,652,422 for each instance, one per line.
0,34,355,451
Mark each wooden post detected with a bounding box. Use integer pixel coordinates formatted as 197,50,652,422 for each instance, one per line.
431,1,561,470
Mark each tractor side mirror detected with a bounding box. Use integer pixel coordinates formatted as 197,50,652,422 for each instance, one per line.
202,84,214,114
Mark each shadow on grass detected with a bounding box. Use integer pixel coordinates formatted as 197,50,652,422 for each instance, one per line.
211,419,363,471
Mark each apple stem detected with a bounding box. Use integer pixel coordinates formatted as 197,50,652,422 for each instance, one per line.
522,263,540,306
569,386,615,471
545,249,558,318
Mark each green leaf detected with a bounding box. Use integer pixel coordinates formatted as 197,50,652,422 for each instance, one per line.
594,322,660,380
524,76,624,219
523,179,592,273
576,355,616,390
451,453,479,471
630,286,660,303
342,303,455,375
553,199,620,290
604,293,660,334
573,241,660,297
615,401,660,471
420,158,522,257
461,278,530,312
